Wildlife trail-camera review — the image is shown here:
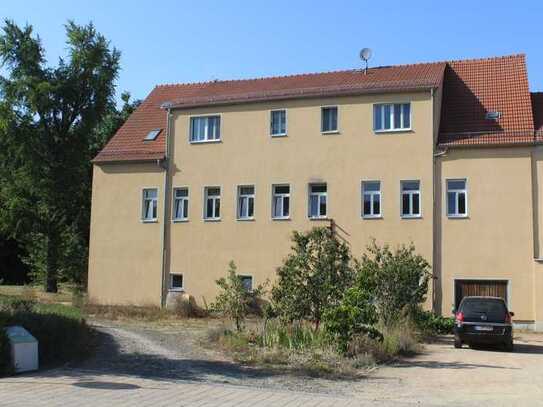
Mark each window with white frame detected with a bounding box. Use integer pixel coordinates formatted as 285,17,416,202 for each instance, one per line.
169,273,183,291
240,275,253,291
142,188,158,221
237,185,255,220
190,115,221,142
173,188,189,221
362,181,381,218
272,184,290,219
270,110,287,136
204,187,221,220
309,183,327,218
447,179,467,217
374,103,411,131
401,180,421,218
321,106,338,133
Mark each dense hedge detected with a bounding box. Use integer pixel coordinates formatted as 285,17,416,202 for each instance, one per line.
412,308,454,335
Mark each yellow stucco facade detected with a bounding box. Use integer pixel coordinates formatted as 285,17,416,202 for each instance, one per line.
88,89,543,329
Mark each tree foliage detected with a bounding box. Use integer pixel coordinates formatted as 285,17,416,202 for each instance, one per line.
0,20,133,291
356,240,431,327
271,227,354,327
211,261,266,331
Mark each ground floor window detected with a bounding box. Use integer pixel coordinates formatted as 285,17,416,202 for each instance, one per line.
170,273,184,291
240,275,253,291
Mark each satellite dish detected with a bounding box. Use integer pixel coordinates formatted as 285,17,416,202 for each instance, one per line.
359,48,372,74
359,48,372,62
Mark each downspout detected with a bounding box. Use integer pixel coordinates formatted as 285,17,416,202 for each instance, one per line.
160,108,173,307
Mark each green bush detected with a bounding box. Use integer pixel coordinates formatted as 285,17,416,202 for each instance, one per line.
260,319,329,351
0,324,12,376
412,308,454,335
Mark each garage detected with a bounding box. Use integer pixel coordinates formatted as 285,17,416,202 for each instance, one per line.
454,279,508,309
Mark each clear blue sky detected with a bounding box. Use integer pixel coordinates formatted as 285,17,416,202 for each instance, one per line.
1,1,542,103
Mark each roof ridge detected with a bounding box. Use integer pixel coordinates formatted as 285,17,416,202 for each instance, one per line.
445,53,525,65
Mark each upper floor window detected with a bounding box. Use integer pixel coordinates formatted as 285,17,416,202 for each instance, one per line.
190,115,221,142
270,110,287,136
401,180,421,218
374,103,411,132
237,185,255,220
321,106,338,133
309,183,327,218
173,187,189,221
272,184,290,219
142,188,158,222
447,179,467,218
204,187,221,220
362,181,381,218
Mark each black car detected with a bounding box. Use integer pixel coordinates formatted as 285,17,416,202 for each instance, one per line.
453,296,514,351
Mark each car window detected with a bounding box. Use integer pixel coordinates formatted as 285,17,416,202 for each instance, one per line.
460,298,507,322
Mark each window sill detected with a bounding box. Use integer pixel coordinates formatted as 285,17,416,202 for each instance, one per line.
362,215,383,220
309,216,329,221
204,218,221,222
189,139,222,145
141,219,158,224
401,215,422,219
172,219,189,223
168,288,185,293
374,128,413,134
271,133,287,138
237,218,255,222
272,217,291,221
321,130,340,135
447,215,469,219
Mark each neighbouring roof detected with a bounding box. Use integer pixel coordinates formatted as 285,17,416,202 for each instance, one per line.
94,54,542,163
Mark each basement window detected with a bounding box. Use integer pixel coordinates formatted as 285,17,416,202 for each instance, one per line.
144,129,161,141
170,273,184,291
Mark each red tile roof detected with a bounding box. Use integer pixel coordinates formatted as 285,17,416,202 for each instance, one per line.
438,54,535,147
94,54,540,163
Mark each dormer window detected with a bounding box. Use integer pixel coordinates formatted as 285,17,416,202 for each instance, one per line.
144,129,161,141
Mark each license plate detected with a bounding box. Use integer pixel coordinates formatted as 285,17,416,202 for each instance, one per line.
474,325,493,331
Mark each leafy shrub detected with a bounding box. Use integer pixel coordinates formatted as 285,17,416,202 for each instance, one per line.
412,308,454,335
357,241,431,328
272,227,354,327
4,298,37,313
211,261,266,331
0,325,12,376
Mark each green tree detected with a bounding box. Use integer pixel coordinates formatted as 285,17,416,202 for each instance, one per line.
271,227,354,328
0,20,121,291
357,241,432,327
211,261,266,331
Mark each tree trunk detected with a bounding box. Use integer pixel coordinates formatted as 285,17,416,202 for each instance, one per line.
45,234,58,293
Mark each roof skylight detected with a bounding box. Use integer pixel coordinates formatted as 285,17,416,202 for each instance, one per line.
144,129,161,141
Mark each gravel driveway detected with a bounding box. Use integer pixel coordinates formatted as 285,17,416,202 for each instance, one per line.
1,320,543,406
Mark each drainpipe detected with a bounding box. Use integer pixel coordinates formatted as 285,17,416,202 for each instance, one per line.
159,109,173,307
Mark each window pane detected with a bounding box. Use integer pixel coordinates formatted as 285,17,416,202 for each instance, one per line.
311,184,327,193
175,188,188,198
448,180,465,190
283,196,289,216
240,276,252,291
273,196,282,217
412,194,420,215
171,274,183,289
174,200,183,219
458,192,466,215
394,104,402,129
239,197,247,217
215,198,220,217
402,181,419,191
374,105,382,130
402,194,410,215
322,107,337,132
207,187,220,196
275,185,289,194
363,195,371,215
183,199,188,218
144,189,157,199
320,195,327,216
402,104,411,128
310,195,319,217
240,186,254,195
384,105,391,129
447,192,456,215
373,195,380,214
248,197,254,217
206,199,213,218
364,181,380,192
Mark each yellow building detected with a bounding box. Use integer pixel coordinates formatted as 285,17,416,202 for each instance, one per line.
88,54,543,330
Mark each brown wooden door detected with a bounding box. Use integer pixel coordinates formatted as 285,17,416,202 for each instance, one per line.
455,280,508,309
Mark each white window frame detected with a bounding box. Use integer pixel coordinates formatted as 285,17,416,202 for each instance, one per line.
361,181,382,219
270,109,287,137
169,273,184,292
203,186,221,221
189,114,221,143
172,187,189,222
141,188,158,222
373,103,412,133
272,184,291,220
400,180,422,218
446,178,468,218
237,185,255,220
308,183,327,219
321,105,339,134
